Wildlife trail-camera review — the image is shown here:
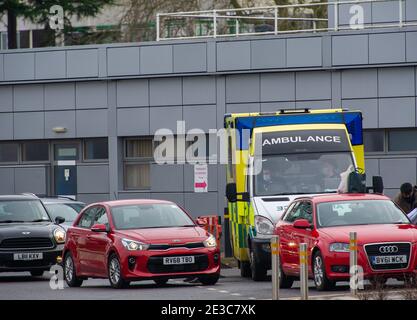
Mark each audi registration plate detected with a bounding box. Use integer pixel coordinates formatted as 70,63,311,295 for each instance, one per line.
13,253,43,261
163,256,195,265
371,255,407,265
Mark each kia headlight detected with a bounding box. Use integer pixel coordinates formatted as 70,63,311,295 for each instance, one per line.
54,228,66,244
329,243,350,253
121,238,149,251
203,234,217,248
255,215,274,235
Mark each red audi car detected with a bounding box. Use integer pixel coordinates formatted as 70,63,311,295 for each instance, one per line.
63,199,220,288
275,193,417,291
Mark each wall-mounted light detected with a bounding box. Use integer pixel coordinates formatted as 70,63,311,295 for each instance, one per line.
52,127,67,133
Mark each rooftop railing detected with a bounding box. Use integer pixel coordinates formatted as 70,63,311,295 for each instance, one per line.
156,0,417,41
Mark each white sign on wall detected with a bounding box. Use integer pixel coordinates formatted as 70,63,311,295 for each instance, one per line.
194,163,208,193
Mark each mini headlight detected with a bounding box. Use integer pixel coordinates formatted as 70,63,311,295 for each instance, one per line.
54,228,66,244
329,242,350,252
203,234,217,248
121,238,149,251
255,215,274,235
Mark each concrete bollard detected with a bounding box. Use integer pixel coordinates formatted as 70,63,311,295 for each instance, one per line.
299,243,308,300
349,231,358,296
271,235,280,300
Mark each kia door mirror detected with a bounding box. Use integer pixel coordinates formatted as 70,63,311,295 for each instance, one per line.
91,224,108,232
55,216,65,225
293,219,311,229
195,218,207,227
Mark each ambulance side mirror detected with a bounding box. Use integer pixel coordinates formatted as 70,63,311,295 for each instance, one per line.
372,176,384,194
226,183,237,203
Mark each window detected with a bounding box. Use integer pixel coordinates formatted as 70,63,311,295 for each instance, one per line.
22,141,49,162
84,138,108,160
54,144,78,161
388,130,417,152
364,130,384,153
284,201,313,223
77,207,97,228
124,138,153,190
93,207,109,228
0,143,18,162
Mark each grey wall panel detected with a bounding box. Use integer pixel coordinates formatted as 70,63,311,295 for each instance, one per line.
76,109,108,137
13,84,44,112
116,79,149,107
369,33,406,64
332,35,368,66
379,97,416,128
251,39,286,69
337,3,372,26
4,53,34,81
15,167,47,194
296,71,331,100
217,41,251,71
260,72,295,102
378,67,415,97
44,83,75,110
173,43,207,73
296,100,331,110
76,81,108,109
226,74,259,103
342,99,378,128
14,112,44,139
287,37,322,68
183,76,216,105
372,1,401,23
77,165,109,194
35,51,66,79
149,78,182,106
0,113,13,140
184,164,217,192
150,106,182,134
406,0,417,21
384,189,398,199
117,108,150,136
183,105,216,132
226,103,260,113
0,54,3,81
117,192,151,200
66,49,99,78
44,110,76,139
107,47,140,76
140,45,172,74
0,168,14,194
261,101,296,112
150,164,183,192
184,192,218,217
77,193,110,204
341,69,378,98
150,193,185,208
0,86,12,112
364,158,379,185
406,32,417,62
379,158,416,189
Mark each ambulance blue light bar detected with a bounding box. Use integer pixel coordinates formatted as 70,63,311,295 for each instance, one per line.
233,111,363,150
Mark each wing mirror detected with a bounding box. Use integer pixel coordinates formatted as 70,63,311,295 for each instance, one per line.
226,183,249,203
54,216,65,225
91,224,108,232
293,219,311,229
195,218,207,227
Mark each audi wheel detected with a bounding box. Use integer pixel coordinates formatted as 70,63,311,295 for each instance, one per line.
313,251,335,291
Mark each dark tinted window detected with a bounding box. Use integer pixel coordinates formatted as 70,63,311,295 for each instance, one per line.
364,130,384,152
22,142,49,161
388,130,417,152
0,143,18,162
84,138,108,160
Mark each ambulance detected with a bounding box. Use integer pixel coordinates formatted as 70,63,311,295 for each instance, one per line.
224,109,365,280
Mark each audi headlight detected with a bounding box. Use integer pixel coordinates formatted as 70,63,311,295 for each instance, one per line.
54,228,66,244
329,243,350,252
121,238,149,251
255,215,274,235
203,234,217,248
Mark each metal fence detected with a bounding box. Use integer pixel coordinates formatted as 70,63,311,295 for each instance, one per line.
156,0,417,41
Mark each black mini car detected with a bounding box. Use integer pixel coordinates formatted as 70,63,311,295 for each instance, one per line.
0,195,66,276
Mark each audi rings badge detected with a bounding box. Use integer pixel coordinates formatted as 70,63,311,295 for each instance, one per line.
379,245,399,254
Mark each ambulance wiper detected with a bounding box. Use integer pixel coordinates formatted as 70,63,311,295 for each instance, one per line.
272,192,311,196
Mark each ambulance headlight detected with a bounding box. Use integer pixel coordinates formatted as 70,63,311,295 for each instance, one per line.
255,215,274,235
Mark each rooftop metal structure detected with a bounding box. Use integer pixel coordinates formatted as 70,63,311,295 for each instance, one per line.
156,0,416,41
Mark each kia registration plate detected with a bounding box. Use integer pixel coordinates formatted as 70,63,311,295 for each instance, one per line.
163,256,195,265
371,255,407,265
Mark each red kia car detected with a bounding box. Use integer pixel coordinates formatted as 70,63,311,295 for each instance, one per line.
63,199,220,288
275,193,417,291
